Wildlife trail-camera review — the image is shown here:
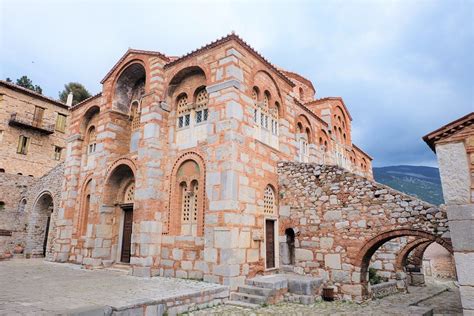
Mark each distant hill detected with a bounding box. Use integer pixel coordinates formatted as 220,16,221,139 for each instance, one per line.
373,165,444,205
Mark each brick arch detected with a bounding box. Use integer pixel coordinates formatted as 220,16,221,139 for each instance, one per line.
112,60,147,113
355,228,452,282
80,105,100,137
103,160,137,206
105,158,137,181
74,174,94,237
166,151,206,236
395,238,432,270
409,241,436,268
164,65,210,99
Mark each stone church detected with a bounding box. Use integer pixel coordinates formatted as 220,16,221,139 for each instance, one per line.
50,34,452,300
53,33,370,277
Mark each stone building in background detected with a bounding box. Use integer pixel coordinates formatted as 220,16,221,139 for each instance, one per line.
52,34,373,289
423,112,474,314
0,81,68,259
0,80,69,176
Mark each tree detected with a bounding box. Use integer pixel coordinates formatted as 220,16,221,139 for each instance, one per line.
59,82,91,106
12,76,43,94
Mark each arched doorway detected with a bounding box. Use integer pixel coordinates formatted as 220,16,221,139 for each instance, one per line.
32,193,54,257
281,228,295,265
103,162,135,263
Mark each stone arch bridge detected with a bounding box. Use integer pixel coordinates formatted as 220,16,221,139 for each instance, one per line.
277,162,451,300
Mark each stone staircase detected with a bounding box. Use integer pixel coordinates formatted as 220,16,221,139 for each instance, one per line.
226,274,324,308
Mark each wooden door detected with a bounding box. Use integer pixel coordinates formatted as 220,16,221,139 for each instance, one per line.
42,216,51,256
265,220,275,269
121,207,133,263
33,106,44,126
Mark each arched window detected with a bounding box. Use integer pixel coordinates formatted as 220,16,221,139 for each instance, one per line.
263,91,270,108
18,199,27,213
194,88,209,124
87,126,97,154
270,102,279,135
170,158,204,237
79,180,92,236
177,94,190,129
130,101,141,131
299,87,304,100
0,168,5,173
252,87,259,123
263,185,276,215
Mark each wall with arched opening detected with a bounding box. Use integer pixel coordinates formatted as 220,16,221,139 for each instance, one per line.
278,162,451,300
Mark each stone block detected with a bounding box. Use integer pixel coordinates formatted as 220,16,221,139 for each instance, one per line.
324,211,342,221
320,237,333,249
454,253,474,285
295,249,313,262
213,264,240,277
448,219,474,251
460,285,474,310
132,266,151,277
325,254,341,269
204,248,217,263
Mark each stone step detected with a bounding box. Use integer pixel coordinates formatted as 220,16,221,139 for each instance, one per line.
230,292,267,305
225,300,260,309
238,285,274,297
246,275,288,290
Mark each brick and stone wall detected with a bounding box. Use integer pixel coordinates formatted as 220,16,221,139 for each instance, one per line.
277,162,450,300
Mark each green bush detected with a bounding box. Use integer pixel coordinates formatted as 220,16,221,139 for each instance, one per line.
369,268,383,285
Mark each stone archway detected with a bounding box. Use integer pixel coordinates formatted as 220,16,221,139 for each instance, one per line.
354,229,452,297
26,192,54,257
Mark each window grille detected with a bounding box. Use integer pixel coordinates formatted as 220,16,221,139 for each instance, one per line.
195,89,208,108
263,186,275,215
124,183,135,203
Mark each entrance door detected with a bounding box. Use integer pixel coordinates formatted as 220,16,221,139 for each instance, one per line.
120,206,133,263
265,219,275,269
42,216,51,256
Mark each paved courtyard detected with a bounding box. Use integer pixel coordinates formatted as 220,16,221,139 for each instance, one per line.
0,259,227,315
187,281,462,315
0,259,462,315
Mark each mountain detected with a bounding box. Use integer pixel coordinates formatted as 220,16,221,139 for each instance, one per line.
373,165,444,205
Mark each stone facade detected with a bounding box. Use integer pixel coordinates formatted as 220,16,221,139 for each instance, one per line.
277,162,451,300
0,80,69,177
51,34,373,291
0,163,64,259
423,112,474,314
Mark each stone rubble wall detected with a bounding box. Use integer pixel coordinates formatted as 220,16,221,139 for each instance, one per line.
277,162,448,300
0,164,64,259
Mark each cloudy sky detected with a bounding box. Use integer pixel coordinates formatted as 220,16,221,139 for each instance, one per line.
1,0,472,167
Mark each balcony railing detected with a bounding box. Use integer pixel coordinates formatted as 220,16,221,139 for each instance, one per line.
9,113,55,134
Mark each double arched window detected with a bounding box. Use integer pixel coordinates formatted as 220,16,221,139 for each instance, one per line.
168,157,205,237
252,87,279,136
176,88,209,129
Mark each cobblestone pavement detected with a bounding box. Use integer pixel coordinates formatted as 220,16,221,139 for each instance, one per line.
0,259,226,315
186,281,462,316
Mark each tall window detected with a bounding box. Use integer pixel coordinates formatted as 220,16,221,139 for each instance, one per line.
87,126,97,154
17,135,30,155
79,181,92,236
53,146,62,160
264,185,276,215
55,113,67,132
130,102,141,130
195,89,209,124
177,94,190,128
